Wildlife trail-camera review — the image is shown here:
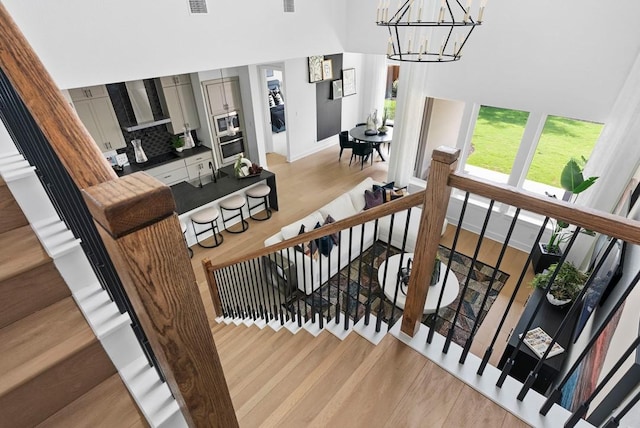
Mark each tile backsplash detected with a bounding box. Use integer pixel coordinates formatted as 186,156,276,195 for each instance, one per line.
107,80,198,163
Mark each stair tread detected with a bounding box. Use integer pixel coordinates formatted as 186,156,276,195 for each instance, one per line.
36,373,146,428
264,333,375,426
0,225,50,283
0,297,95,396
238,331,341,425
216,323,274,356
0,182,28,234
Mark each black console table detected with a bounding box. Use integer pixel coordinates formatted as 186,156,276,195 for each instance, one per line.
498,288,579,395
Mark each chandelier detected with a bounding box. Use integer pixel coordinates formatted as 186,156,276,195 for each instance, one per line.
377,0,486,63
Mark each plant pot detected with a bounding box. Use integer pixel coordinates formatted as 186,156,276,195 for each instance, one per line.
532,242,562,274
546,292,572,307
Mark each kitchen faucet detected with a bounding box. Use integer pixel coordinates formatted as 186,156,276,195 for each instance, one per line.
197,170,203,188
209,161,217,183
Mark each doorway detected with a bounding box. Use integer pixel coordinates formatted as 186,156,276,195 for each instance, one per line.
259,64,289,159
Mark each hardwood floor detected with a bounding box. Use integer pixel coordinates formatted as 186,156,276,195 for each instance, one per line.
192,145,531,364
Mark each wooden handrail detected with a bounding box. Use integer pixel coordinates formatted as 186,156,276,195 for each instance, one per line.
0,3,116,189
448,173,640,245
204,191,425,272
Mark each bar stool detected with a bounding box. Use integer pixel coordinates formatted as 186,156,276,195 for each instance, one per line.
190,207,223,248
246,184,272,221
180,220,193,258
219,194,249,234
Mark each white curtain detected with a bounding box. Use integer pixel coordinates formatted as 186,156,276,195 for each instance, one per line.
387,62,429,187
578,52,640,212
358,54,387,123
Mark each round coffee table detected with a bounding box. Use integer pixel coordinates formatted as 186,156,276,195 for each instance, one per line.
377,253,460,314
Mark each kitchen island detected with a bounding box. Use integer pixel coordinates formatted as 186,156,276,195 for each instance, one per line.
117,148,277,246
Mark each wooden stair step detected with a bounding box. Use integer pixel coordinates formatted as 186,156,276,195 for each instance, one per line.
309,335,428,426
0,224,50,283
238,331,341,426
0,297,96,396
215,323,260,351
217,325,275,365
0,180,28,234
212,322,246,345
0,338,116,427
36,374,146,428
265,332,375,427
219,326,296,381
229,330,314,404
0,261,70,329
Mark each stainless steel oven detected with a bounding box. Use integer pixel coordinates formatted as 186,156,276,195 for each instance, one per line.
218,133,245,165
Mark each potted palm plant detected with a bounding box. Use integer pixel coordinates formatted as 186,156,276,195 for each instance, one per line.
531,157,598,273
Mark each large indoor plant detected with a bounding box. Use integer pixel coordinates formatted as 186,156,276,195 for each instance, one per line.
532,261,589,306
531,157,598,273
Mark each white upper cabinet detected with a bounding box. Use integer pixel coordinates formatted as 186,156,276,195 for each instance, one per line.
70,85,126,153
156,74,200,135
205,78,240,116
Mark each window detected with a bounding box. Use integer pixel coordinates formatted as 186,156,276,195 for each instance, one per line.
522,115,602,196
384,65,399,121
465,105,530,184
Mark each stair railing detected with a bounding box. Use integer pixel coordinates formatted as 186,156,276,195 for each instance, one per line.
0,5,237,427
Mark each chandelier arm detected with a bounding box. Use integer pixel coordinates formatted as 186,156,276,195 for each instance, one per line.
457,25,476,55
394,24,402,60
390,0,411,23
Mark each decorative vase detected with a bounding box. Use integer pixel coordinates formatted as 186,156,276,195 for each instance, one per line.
430,262,441,286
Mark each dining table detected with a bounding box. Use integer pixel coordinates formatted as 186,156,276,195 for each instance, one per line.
349,124,393,161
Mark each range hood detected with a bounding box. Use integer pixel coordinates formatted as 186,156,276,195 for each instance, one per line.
121,80,171,132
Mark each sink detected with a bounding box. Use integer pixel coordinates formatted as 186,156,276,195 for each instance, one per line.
185,170,227,188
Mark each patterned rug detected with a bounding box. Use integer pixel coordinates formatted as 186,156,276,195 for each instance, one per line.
303,241,509,347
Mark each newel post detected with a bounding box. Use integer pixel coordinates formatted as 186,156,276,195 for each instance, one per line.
401,146,459,337
82,173,238,428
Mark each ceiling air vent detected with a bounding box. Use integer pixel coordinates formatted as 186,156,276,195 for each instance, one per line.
188,0,208,14
283,0,294,13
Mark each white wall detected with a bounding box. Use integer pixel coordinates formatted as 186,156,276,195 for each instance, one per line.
2,0,347,89
345,0,640,123
340,53,366,132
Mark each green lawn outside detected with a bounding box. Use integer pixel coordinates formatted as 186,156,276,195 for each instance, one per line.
467,106,603,187
384,98,396,120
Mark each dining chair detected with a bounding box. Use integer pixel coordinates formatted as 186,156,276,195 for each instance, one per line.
338,131,354,161
350,142,373,170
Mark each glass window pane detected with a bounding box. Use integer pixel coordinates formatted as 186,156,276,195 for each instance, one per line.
465,105,530,184
523,116,603,196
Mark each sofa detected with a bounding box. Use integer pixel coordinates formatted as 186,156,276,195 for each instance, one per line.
263,177,448,296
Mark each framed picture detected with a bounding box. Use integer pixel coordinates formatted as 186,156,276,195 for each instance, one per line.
308,55,324,83
322,59,333,80
332,80,343,100
342,68,356,96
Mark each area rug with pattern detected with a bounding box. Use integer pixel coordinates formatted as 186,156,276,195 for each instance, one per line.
302,241,509,347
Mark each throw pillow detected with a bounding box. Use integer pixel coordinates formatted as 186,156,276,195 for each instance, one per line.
323,214,339,245
294,224,306,252
314,222,334,257
363,188,384,210
372,181,395,193
302,239,319,260
384,187,407,203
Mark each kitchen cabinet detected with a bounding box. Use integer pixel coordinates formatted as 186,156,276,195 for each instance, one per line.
71,86,126,153
156,74,200,135
146,160,189,186
204,78,241,116
185,151,213,180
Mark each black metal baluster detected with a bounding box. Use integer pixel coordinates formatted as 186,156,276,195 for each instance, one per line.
565,335,640,427
428,193,469,344
353,223,368,325
389,210,412,328
345,227,353,330
275,250,286,324
443,199,495,354
379,213,396,332
326,237,332,324
223,266,238,318
250,258,265,321
262,253,276,321
317,241,324,329
541,267,640,415
298,249,308,323
459,206,519,364
478,216,549,375
364,220,380,326
336,230,343,326
601,387,640,428
214,270,231,318
500,228,581,391
244,260,258,319
229,264,244,318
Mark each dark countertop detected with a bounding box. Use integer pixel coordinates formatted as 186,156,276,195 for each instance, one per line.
171,165,276,215
117,145,211,175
